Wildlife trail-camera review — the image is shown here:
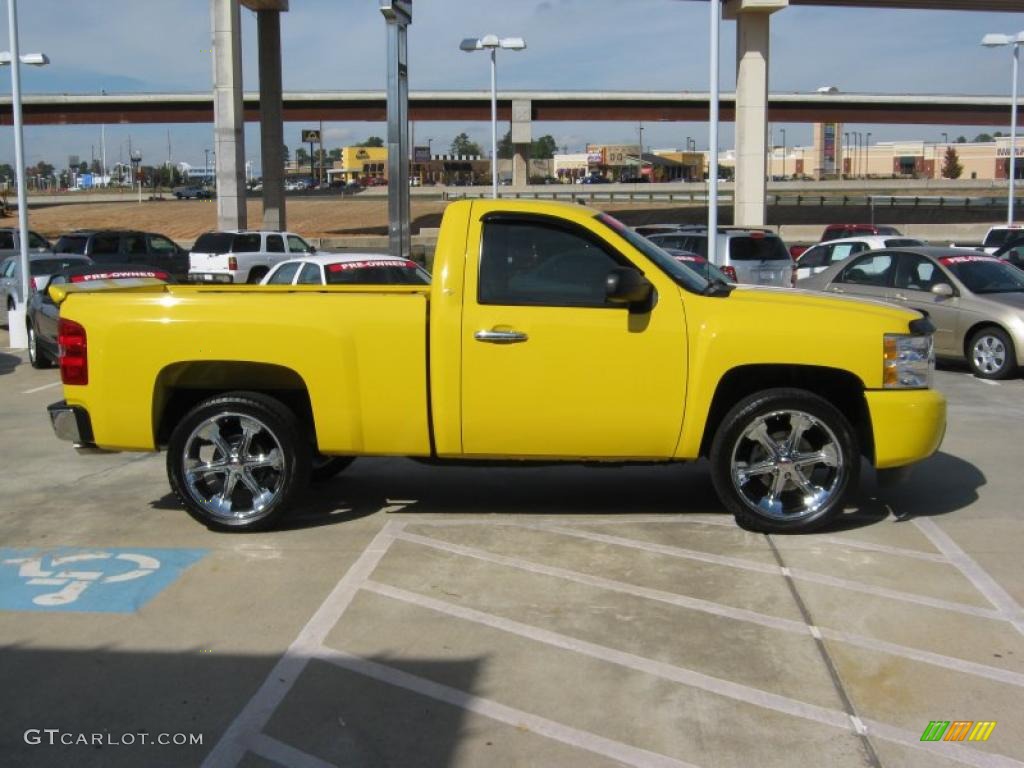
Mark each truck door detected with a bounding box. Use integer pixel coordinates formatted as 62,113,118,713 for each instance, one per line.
460,213,687,459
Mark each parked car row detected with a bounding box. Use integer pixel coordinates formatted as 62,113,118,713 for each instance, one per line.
635,224,795,287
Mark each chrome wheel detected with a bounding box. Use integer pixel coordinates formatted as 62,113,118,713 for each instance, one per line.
27,326,37,364
181,411,285,523
972,334,1007,376
729,409,845,522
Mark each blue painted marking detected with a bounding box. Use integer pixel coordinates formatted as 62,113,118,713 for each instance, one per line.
0,547,208,613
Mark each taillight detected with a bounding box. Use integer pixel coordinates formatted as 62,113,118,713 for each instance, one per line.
722,266,738,282
58,318,88,385
228,256,238,271
31,276,41,291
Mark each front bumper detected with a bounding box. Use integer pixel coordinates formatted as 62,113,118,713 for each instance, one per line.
865,388,946,470
47,400,94,445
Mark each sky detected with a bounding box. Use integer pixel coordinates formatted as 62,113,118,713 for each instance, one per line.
1,0,1023,173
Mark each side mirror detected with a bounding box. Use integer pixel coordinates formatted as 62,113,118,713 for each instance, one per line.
309,245,317,254
931,283,954,298
606,267,653,309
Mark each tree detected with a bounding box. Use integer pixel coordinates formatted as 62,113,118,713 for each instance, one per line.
941,146,963,180
531,134,558,159
357,136,384,148
450,132,483,157
328,148,342,162
295,147,309,166
497,131,557,160
974,133,994,143
282,144,290,163
956,136,967,144
497,130,513,159
77,161,89,174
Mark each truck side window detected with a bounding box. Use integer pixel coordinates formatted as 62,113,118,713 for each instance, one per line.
267,235,285,253
479,220,622,307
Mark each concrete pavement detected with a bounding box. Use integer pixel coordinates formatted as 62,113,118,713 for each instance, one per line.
1,326,1023,768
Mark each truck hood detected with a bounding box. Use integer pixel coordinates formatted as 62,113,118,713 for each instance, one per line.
724,284,921,329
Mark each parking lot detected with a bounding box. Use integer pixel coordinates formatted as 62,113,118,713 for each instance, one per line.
1,328,1023,768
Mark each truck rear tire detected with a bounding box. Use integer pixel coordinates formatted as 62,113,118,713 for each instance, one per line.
709,388,858,534
167,391,310,532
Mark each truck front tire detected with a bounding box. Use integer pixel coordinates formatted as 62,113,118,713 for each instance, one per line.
167,392,310,532
709,388,858,533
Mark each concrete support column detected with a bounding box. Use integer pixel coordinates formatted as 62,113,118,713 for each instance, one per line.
211,0,246,231
511,99,532,188
728,0,786,227
257,10,285,231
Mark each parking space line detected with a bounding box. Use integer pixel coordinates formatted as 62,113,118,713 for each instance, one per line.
364,580,853,730
397,531,1024,689
314,646,698,768
362,581,1024,768
913,518,1024,635
21,381,61,395
535,525,995,621
815,535,948,563
396,530,808,634
248,733,338,768
200,520,405,768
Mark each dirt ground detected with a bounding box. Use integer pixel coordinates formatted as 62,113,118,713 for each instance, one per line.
20,196,685,245
22,198,448,242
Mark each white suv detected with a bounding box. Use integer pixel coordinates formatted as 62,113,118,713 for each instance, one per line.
648,227,795,287
189,231,314,284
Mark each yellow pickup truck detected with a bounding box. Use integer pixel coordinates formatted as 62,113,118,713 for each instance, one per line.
47,200,945,533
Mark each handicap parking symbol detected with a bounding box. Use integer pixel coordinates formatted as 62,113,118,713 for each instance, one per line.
0,548,207,613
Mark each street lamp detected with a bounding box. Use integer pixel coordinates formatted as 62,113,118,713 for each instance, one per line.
982,31,1024,223
459,34,527,198
781,128,786,179
130,150,142,204
1,0,49,350
866,132,872,178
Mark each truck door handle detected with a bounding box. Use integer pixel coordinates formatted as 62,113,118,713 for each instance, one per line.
474,329,528,344
892,293,908,301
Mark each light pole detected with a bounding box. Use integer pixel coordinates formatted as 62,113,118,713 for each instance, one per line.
130,150,142,204
460,34,527,198
982,31,1024,223
204,148,211,186
866,132,872,178
1,0,49,350
781,128,786,179
637,120,644,180
707,0,721,265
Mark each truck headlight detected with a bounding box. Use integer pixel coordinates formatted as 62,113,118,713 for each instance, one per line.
883,334,934,389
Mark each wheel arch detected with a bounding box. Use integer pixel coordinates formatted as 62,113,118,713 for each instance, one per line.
153,361,316,450
699,364,872,462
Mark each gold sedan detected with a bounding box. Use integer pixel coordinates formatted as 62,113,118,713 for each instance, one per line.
799,246,1024,379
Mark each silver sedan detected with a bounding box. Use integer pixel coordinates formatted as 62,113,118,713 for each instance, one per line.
799,246,1024,379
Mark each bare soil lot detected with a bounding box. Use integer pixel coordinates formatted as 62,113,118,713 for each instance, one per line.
21,197,688,244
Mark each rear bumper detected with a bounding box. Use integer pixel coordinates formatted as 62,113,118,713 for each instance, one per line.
188,272,235,284
865,388,946,470
47,400,94,445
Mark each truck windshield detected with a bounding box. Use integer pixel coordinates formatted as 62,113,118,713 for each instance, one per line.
593,213,711,294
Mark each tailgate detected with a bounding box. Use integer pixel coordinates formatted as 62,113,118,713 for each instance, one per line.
48,278,171,306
